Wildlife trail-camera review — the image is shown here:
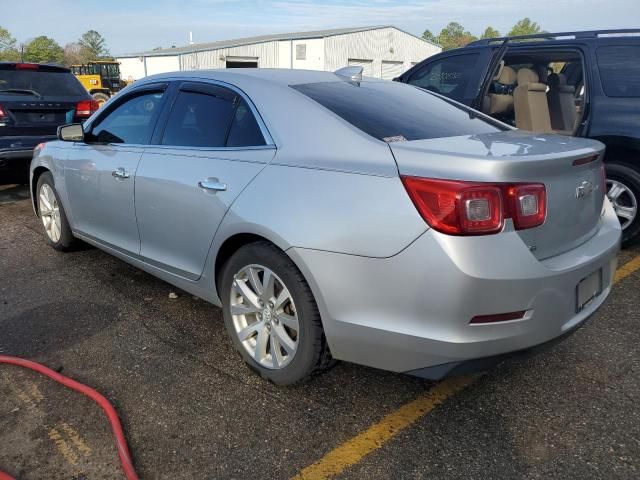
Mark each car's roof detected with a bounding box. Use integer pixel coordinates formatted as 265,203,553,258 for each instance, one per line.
141,68,385,87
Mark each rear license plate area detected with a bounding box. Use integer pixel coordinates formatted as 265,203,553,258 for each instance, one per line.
576,269,602,312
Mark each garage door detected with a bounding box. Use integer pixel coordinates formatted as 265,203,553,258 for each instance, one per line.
348,59,373,77
226,57,259,68
381,61,403,80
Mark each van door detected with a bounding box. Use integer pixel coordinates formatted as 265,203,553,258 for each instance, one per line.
402,50,491,106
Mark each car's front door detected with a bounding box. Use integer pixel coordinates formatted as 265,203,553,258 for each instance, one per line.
135,81,275,279
63,84,168,254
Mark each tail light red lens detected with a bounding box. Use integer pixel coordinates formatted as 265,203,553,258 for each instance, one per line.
0,103,7,121
505,184,546,230
75,99,100,118
401,176,547,236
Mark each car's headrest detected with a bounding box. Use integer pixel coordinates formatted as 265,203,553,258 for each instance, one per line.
517,68,539,86
497,65,517,85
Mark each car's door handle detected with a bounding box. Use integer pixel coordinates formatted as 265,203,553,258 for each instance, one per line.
198,178,227,192
112,168,130,179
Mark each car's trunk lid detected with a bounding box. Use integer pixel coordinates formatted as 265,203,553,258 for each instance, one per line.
389,130,606,259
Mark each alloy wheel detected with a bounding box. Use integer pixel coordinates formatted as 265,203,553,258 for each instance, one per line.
39,184,62,243
607,179,638,230
230,264,300,369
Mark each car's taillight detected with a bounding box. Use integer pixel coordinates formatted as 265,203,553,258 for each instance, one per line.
505,184,546,230
75,99,100,118
0,103,7,121
401,176,547,236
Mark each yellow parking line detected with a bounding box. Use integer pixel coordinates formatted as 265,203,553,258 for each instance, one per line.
292,376,474,480
614,254,640,284
293,253,640,480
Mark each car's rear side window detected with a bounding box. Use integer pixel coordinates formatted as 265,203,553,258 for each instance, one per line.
162,89,266,148
292,81,504,142
162,91,236,147
0,70,86,98
596,46,640,98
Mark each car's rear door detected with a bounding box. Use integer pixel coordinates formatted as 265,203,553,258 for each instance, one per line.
64,83,168,254
135,81,275,280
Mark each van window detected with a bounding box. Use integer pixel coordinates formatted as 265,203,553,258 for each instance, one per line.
407,53,480,100
596,46,640,97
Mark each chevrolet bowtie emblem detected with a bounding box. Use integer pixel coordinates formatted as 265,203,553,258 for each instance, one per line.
576,181,595,199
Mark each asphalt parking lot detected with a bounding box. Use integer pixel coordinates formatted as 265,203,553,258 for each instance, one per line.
1,183,639,480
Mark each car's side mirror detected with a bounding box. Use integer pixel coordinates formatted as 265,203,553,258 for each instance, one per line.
57,123,84,142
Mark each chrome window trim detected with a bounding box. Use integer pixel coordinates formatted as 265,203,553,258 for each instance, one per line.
143,144,276,153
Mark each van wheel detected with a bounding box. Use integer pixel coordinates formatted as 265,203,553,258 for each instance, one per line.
220,241,335,385
606,162,640,247
36,172,76,251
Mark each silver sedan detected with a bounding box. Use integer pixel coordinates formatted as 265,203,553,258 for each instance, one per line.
30,68,621,384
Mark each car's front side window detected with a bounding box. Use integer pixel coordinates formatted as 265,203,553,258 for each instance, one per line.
408,53,480,100
90,91,165,144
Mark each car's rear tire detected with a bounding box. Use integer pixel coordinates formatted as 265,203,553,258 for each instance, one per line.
220,241,334,385
605,162,640,247
36,172,76,251
92,92,110,106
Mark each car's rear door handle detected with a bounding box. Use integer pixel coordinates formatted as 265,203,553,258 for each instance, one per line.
112,168,130,179
198,178,227,192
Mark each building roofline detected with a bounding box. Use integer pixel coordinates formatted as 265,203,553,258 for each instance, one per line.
116,25,438,58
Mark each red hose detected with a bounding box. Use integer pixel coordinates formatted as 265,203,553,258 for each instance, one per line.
0,356,139,480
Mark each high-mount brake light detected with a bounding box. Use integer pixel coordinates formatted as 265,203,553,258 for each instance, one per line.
401,176,547,236
15,63,39,71
572,155,599,166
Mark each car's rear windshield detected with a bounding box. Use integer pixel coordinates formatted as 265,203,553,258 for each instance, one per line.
291,80,505,142
0,70,87,98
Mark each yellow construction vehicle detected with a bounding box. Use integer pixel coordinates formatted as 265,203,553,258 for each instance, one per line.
71,61,126,106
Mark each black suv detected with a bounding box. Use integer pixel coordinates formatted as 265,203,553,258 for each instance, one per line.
0,62,98,184
397,29,640,246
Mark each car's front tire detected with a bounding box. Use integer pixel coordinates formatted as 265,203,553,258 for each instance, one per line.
36,172,76,251
606,162,640,247
220,241,334,385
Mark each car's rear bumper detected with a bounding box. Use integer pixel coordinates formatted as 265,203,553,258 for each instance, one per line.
0,136,56,183
289,199,621,375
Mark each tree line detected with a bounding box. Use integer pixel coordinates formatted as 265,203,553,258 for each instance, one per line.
0,27,111,66
423,18,543,50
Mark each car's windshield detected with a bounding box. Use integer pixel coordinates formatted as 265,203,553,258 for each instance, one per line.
292,80,506,142
0,70,86,98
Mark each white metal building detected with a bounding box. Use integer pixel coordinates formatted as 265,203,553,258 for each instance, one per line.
117,26,440,81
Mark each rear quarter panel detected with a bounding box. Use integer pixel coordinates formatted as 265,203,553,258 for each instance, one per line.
215,162,427,258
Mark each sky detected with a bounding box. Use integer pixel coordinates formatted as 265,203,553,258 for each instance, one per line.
2,0,640,55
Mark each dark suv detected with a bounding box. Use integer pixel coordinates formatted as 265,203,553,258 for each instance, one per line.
0,62,98,184
397,29,640,246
